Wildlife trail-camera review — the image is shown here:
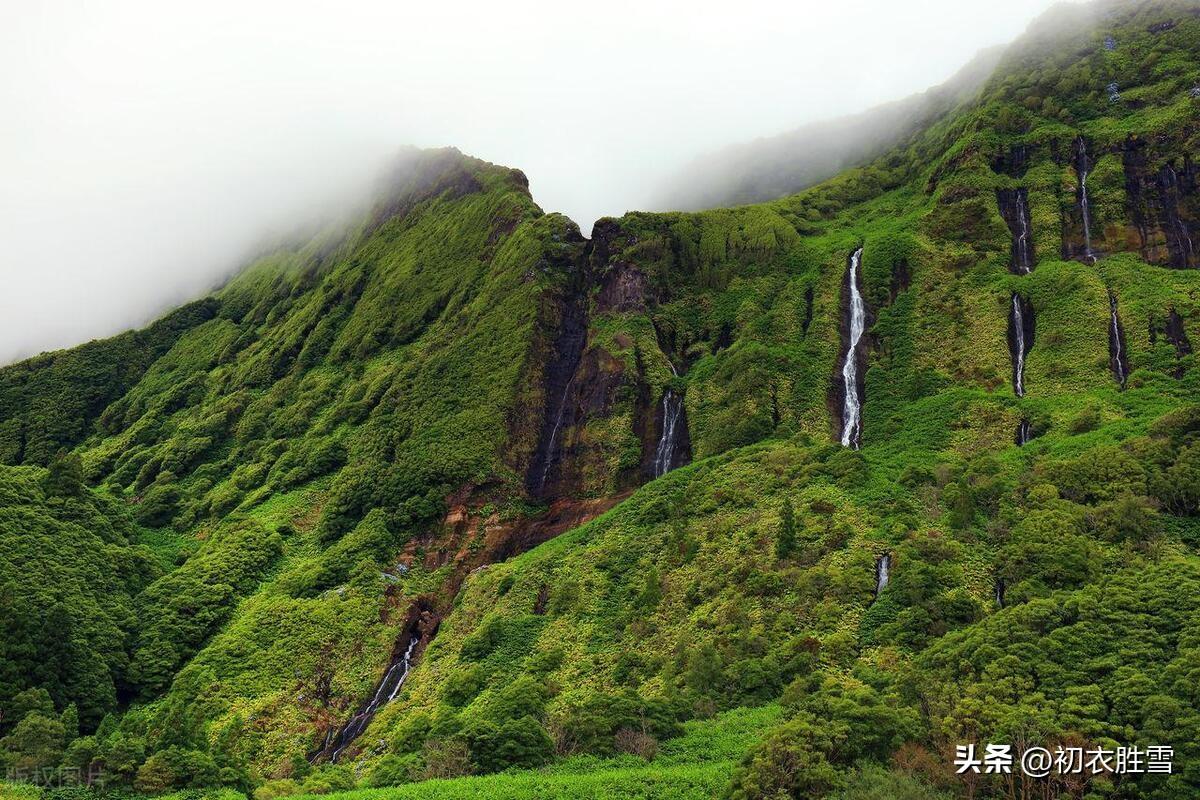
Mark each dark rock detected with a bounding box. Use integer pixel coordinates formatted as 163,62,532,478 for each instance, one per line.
1122,137,1199,268
992,144,1031,178
1006,293,1035,397
1165,308,1193,377
888,259,911,303
996,188,1036,273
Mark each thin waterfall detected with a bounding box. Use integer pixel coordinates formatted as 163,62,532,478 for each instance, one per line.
527,282,589,497
1108,291,1129,388
996,189,1035,274
1015,191,1033,273
1074,137,1096,262
538,373,576,490
1011,295,1027,397
1008,293,1033,398
1162,164,1196,266
874,554,891,596
1015,418,1031,446
839,247,867,448
995,577,1006,608
653,364,683,477
325,634,420,763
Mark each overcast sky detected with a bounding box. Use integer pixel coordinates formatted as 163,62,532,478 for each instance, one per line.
0,0,1073,364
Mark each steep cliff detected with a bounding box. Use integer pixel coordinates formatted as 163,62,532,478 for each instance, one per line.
1,1,1200,798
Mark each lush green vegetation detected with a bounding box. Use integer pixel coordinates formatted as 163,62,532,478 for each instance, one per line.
2,2,1199,799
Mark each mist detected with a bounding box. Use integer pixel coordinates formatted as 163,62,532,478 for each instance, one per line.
0,0,1075,364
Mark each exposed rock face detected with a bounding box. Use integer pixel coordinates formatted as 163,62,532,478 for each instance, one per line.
1123,136,1198,268
1066,136,1098,263
801,287,815,335
888,259,912,303
523,217,699,500
1015,419,1032,446
525,235,592,499
992,143,1031,178
596,262,651,313
1164,308,1194,377
996,188,1035,272
311,599,439,764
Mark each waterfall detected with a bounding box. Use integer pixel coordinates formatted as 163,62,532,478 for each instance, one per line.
839,247,867,448
538,373,576,490
528,284,588,497
1162,165,1196,265
325,634,420,763
996,189,1035,274
653,364,684,477
995,578,1006,608
1015,418,1031,446
1010,293,1029,397
875,554,891,596
1014,191,1033,273
1108,292,1128,388
1074,137,1096,262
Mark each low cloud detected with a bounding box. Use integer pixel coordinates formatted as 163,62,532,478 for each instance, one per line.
0,0,1072,363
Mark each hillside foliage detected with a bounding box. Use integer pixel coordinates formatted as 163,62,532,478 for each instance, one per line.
2,2,1200,799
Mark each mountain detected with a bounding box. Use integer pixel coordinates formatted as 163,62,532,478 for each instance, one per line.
1,1,1199,798
649,45,1004,213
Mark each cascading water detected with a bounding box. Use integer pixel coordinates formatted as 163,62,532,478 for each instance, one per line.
528,282,589,497
839,247,867,448
995,578,1006,608
1161,164,1196,266
1074,137,1096,262
323,634,420,763
1014,191,1033,273
1108,291,1129,388
653,364,684,477
874,554,891,596
538,374,576,490
1008,293,1033,398
1015,418,1031,446
996,189,1035,274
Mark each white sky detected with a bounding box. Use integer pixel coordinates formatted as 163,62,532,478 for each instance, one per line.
0,0,1071,363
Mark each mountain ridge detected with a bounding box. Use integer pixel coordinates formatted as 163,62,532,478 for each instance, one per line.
1,1,1199,798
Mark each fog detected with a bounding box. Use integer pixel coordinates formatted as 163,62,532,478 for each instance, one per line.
1,0,1073,364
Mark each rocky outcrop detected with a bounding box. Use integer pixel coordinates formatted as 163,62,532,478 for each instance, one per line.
1122,136,1198,268
1163,308,1194,378
311,599,439,764
991,143,1031,178
595,262,651,313
525,240,593,499
1063,136,1098,263
888,259,912,304
996,188,1035,273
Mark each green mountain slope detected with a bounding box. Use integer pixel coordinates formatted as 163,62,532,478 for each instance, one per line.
2,1,1200,799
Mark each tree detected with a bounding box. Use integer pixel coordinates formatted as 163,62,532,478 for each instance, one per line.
8,688,54,726
60,703,79,739
776,498,797,559
44,451,84,497
635,567,662,613
0,712,66,772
